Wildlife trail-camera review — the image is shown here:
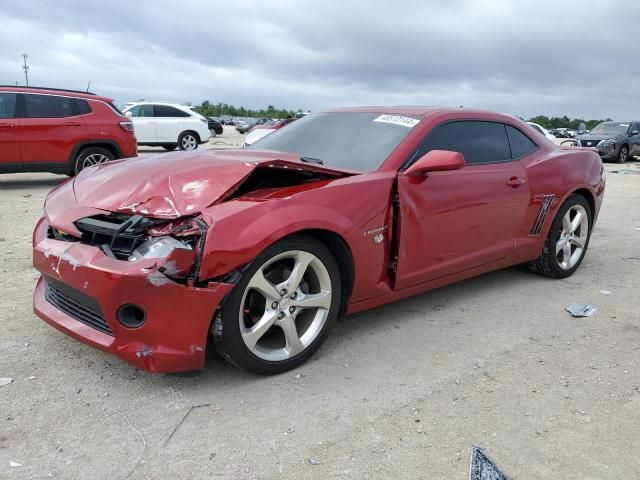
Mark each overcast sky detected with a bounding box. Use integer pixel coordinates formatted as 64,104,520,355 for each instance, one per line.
1,0,637,119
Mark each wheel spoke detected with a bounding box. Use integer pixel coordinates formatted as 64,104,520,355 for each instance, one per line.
563,242,572,264
280,316,304,356
556,238,566,255
248,269,280,301
285,251,314,292
242,310,278,351
562,214,571,233
570,210,583,232
293,291,331,310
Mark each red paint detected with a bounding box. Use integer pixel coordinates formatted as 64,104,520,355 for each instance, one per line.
32,107,605,372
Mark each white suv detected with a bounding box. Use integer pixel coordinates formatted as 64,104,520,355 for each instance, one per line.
123,102,211,151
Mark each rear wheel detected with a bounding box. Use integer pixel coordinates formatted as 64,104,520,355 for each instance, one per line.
178,131,199,151
213,236,341,374
528,194,592,279
73,147,114,175
209,129,217,138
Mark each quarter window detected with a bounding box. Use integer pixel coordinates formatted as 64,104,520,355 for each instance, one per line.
74,99,92,115
154,105,190,117
0,93,16,118
24,94,74,118
413,120,511,165
506,125,538,159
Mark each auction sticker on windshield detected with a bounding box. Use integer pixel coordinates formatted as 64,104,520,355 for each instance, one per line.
373,114,420,128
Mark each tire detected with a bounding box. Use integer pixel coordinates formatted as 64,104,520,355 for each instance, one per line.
178,131,199,151
73,147,114,175
528,194,592,279
212,235,342,375
163,145,177,151
209,129,217,138
616,145,629,163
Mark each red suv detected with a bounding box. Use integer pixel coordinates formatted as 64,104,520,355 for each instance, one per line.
0,86,137,175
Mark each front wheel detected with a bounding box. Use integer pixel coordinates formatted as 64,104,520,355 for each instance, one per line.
528,194,592,279
178,131,199,151
213,236,342,375
616,145,629,163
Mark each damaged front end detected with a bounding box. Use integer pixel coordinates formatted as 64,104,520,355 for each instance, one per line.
33,211,232,373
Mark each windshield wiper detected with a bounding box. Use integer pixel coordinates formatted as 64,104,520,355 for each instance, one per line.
300,156,324,165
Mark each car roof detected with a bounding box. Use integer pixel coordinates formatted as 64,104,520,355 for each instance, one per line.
0,85,111,102
321,106,520,119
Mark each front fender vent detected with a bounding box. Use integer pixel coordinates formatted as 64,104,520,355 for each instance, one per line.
530,194,555,236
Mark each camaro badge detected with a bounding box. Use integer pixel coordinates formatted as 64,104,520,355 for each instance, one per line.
363,225,388,244
373,233,384,244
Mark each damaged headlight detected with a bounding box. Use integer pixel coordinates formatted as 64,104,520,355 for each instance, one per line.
128,236,193,262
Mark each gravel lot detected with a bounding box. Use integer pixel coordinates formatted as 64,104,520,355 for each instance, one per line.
1,130,640,479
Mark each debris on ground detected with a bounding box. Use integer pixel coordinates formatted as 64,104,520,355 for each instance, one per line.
566,303,597,317
611,169,640,175
307,458,321,465
469,446,510,480
0,378,13,387
10,461,24,467
599,290,611,295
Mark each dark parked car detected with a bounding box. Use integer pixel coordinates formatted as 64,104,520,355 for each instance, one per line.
576,121,640,163
236,118,270,134
207,117,223,136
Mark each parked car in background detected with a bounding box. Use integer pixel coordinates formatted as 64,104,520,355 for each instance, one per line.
527,122,557,142
243,117,297,147
236,118,271,134
552,128,570,138
33,107,605,374
576,121,640,163
123,102,210,151
0,86,137,175
207,117,223,136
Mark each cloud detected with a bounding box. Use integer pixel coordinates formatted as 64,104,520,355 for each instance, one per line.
1,0,637,119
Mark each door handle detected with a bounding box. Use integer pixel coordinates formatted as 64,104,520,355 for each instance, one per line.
63,122,81,127
506,176,526,187
0,123,16,128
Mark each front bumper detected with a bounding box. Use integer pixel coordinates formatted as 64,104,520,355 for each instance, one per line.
33,234,233,373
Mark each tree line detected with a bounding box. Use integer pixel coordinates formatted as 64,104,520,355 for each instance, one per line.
192,101,613,129
193,101,300,119
525,115,612,130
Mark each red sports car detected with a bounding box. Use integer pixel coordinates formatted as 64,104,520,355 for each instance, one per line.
32,107,606,374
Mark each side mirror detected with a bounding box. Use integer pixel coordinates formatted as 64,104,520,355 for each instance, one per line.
404,150,465,177
630,130,639,136
125,111,133,117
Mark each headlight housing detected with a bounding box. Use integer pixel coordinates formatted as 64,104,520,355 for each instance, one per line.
598,138,615,148
128,236,192,262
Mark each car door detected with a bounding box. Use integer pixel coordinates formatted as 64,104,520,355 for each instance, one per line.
127,104,157,143
154,105,190,142
0,92,20,169
394,121,532,290
19,93,88,168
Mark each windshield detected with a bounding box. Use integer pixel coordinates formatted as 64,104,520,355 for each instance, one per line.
589,122,629,136
250,112,421,171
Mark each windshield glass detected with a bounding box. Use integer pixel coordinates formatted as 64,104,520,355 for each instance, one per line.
250,112,421,171
589,122,629,136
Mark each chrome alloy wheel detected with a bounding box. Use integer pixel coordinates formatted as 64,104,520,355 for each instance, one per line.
556,204,589,270
181,134,197,150
239,250,332,361
82,153,109,169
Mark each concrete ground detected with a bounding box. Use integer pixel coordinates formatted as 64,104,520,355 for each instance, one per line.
1,130,640,479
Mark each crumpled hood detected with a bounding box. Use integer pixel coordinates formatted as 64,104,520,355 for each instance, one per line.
72,149,352,218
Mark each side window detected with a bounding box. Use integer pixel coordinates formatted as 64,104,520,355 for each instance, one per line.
0,93,17,118
413,120,511,165
24,94,74,118
506,125,538,159
74,99,92,115
128,105,153,117
154,105,190,117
